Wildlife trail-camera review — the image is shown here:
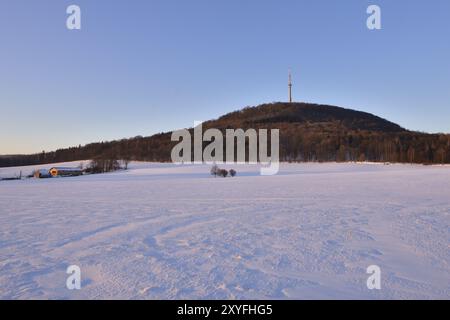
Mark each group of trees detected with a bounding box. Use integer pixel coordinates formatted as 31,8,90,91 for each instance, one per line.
277,123,450,164
85,158,123,174
1,102,450,168
211,165,237,178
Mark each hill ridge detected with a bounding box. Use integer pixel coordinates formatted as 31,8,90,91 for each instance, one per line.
1,102,449,167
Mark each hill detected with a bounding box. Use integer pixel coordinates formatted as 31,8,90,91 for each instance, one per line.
211,103,404,132
1,102,449,167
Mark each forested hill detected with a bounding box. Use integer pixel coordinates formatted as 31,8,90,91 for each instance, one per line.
1,102,450,167
213,103,405,132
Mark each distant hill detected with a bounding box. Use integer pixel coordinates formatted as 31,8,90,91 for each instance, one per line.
1,102,449,167
211,103,405,132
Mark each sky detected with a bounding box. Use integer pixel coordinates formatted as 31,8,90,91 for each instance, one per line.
0,0,449,154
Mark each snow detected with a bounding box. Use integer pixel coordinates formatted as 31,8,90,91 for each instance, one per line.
36,169,50,175
48,167,82,171
0,162,449,299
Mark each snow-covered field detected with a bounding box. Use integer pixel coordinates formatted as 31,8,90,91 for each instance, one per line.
0,162,449,300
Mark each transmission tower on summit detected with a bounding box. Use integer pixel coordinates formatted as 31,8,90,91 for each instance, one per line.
288,71,293,103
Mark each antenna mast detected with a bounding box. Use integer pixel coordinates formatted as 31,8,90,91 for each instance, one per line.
288,70,293,103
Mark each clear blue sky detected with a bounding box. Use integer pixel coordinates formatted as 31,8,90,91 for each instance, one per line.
1,0,449,154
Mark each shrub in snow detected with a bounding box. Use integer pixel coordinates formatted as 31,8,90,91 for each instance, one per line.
218,169,228,178
211,165,232,178
210,164,219,177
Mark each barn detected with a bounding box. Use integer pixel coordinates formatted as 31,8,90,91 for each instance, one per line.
34,169,52,179
49,167,83,177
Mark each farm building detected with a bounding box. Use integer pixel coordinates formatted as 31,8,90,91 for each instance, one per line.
49,167,83,177
34,169,52,179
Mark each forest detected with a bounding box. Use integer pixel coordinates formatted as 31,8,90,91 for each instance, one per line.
1,102,449,167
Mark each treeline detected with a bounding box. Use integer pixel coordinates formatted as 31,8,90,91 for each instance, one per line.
1,103,450,167
0,134,174,168
278,124,450,163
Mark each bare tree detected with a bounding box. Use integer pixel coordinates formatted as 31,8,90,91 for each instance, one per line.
123,159,130,170
210,164,219,177
218,169,228,178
